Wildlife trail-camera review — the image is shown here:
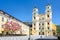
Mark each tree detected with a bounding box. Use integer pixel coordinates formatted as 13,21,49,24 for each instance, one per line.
4,21,22,35
56,25,60,35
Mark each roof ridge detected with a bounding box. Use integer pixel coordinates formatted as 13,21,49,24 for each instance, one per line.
0,10,30,26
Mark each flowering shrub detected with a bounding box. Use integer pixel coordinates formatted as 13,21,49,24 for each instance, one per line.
4,21,22,34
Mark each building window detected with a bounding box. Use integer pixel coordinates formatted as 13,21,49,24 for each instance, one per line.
39,27,40,29
30,32,32,35
48,32,49,33
30,29,32,31
47,15,49,17
2,17,4,22
39,23,40,26
48,7,49,9
7,18,10,22
34,27,36,30
42,32,44,35
39,32,40,35
34,23,35,26
47,22,49,25
42,23,44,25
1,24,4,28
34,16,35,19
34,9,36,11
2,31,4,34
53,32,55,36
47,10,49,12
48,27,49,29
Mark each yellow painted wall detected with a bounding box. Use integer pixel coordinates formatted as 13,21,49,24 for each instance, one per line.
52,23,56,35
52,23,56,31
0,27,4,33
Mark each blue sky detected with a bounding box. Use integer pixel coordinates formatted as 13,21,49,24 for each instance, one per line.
0,0,60,25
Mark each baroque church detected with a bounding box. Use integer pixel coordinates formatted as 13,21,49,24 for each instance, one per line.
31,4,56,36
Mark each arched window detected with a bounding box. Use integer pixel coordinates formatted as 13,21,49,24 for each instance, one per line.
42,23,44,25
47,10,49,12
47,14,49,17
48,27,49,29
1,24,4,28
39,32,40,35
34,27,36,30
39,23,40,26
47,22,49,25
42,32,44,35
48,7,49,9
42,18,44,20
34,16,35,19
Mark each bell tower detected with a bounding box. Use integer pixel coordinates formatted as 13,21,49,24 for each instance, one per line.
32,6,39,35
45,4,52,36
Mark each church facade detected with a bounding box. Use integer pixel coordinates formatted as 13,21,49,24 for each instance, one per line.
32,4,56,36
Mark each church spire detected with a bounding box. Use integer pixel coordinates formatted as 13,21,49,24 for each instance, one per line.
46,3,51,10
34,4,37,8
